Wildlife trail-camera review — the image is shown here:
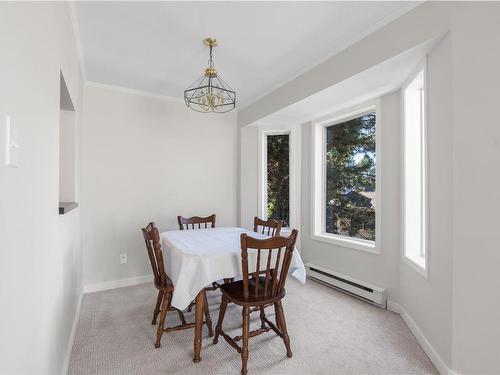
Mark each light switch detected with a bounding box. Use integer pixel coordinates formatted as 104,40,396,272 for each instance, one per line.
5,115,19,167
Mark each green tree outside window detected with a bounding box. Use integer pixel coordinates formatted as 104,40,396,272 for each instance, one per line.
326,113,376,241
267,134,290,227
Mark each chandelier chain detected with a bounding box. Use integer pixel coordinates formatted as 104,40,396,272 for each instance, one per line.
208,45,214,68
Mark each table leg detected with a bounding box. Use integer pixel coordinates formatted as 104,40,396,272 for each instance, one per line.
193,290,205,363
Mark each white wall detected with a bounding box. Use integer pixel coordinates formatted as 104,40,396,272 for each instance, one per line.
399,7,500,373
81,84,238,290
240,125,259,229
0,3,83,374
449,5,500,373
399,33,453,368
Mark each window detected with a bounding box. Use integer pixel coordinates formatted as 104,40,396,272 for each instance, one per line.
258,126,300,232
326,112,376,240
266,134,290,227
312,103,379,253
402,66,427,275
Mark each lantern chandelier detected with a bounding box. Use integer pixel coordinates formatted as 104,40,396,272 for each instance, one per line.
184,38,236,113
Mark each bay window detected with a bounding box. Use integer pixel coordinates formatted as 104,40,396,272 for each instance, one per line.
402,64,427,276
259,126,300,232
312,103,380,253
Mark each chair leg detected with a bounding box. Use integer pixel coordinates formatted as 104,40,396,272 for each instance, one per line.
203,291,214,337
275,301,292,358
259,306,266,329
155,291,171,348
152,290,164,325
241,306,250,375
213,294,228,344
274,303,281,331
176,309,187,325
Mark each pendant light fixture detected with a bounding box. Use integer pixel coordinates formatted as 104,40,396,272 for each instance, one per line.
184,38,236,113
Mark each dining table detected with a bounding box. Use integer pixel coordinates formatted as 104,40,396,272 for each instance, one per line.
160,226,306,363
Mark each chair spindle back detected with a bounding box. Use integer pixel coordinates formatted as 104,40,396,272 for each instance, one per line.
177,214,216,230
253,217,282,237
240,229,298,301
141,222,167,287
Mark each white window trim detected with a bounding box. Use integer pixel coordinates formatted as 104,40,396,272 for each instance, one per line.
257,124,301,235
401,58,429,279
311,100,381,254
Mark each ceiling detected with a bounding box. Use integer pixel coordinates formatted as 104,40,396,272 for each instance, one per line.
73,1,419,108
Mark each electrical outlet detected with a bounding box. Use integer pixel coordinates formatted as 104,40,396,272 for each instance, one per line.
120,253,127,264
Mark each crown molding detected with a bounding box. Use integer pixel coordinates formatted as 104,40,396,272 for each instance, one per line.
85,81,186,104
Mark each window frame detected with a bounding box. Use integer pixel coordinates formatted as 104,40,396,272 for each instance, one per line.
311,100,381,254
258,124,301,234
401,59,429,278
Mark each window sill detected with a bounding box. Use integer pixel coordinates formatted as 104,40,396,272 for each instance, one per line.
312,233,379,254
59,202,78,215
403,255,428,279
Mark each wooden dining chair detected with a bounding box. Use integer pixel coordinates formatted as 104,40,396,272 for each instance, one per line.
177,214,216,230
251,217,282,312
177,213,233,291
213,229,299,375
253,216,282,236
141,222,213,348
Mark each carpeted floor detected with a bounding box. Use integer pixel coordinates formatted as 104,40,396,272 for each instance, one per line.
69,279,437,375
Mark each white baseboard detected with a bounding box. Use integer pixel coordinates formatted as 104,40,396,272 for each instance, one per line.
83,274,153,294
61,291,83,375
387,300,459,375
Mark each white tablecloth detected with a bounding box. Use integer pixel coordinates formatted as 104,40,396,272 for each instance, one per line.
161,227,306,310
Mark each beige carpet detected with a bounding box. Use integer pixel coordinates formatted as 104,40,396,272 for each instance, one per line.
69,279,437,375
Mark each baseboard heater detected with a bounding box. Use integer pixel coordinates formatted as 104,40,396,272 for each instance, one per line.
305,263,387,308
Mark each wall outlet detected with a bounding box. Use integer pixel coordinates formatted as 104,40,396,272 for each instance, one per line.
120,253,127,264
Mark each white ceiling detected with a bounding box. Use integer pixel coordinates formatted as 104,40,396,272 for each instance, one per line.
73,1,419,108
